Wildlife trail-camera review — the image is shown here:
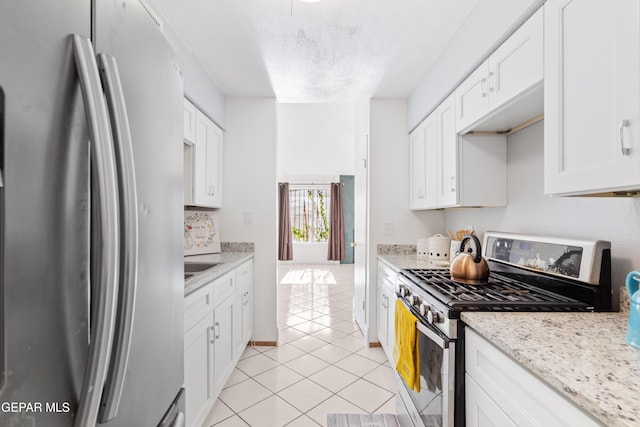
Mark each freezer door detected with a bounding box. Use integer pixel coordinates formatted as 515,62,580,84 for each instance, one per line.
0,1,92,426
93,0,185,426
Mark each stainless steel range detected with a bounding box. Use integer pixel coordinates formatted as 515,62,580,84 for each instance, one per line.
394,231,612,427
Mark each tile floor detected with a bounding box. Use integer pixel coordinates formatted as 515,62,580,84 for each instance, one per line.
200,264,397,427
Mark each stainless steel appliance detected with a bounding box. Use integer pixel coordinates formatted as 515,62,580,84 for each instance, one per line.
0,1,184,426
394,231,612,427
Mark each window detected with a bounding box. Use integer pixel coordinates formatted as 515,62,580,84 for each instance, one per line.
289,187,331,242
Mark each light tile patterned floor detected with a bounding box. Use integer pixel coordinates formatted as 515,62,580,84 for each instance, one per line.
201,264,397,427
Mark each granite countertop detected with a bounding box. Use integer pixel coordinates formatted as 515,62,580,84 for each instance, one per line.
462,311,640,427
184,251,254,296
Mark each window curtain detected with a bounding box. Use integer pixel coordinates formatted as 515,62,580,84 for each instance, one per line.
278,183,293,261
327,182,345,261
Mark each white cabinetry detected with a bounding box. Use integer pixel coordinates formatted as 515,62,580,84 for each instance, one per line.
465,328,602,427
183,260,254,427
183,284,215,427
456,7,543,133
184,98,196,144
183,98,223,208
409,93,507,210
193,109,223,207
233,260,253,358
377,260,397,363
544,0,640,196
409,115,437,209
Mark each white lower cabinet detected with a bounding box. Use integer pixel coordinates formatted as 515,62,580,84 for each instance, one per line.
234,260,253,358
377,260,397,363
183,259,254,427
213,295,234,395
465,328,602,427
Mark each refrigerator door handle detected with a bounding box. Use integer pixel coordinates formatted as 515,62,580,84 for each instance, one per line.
71,34,121,427
96,53,140,423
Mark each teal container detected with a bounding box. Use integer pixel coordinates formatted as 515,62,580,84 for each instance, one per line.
625,271,640,349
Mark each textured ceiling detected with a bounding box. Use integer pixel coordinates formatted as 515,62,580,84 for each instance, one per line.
152,0,478,102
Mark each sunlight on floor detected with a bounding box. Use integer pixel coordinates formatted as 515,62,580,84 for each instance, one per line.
279,267,338,286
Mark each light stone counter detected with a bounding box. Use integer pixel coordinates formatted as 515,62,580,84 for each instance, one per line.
462,311,639,427
184,251,254,296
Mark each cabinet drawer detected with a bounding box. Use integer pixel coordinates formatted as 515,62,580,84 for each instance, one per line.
378,262,397,290
184,283,214,333
236,261,253,285
214,270,235,302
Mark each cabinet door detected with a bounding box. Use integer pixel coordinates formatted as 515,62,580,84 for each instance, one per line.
436,94,458,207
455,61,490,133
193,110,223,207
184,98,196,144
409,123,427,209
377,283,388,349
207,123,223,207
234,261,253,358
214,296,234,394
489,7,543,111
545,0,640,196
466,374,517,427
385,286,396,360
423,113,438,208
184,315,214,427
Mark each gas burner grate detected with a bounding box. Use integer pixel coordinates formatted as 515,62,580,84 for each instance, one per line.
401,269,590,310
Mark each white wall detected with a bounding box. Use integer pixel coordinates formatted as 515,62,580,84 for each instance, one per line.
219,97,278,342
277,103,356,263
444,121,640,308
277,103,356,178
407,0,544,130
367,99,443,342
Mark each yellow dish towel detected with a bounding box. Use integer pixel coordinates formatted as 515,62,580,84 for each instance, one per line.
392,299,420,392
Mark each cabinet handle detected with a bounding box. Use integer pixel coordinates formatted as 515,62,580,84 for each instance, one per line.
214,322,220,339
481,78,488,98
244,291,249,306
488,71,495,92
450,176,456,192
620,119,631,156
209,325,215,344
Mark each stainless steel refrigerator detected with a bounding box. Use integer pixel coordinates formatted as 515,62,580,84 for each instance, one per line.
0,0,185,426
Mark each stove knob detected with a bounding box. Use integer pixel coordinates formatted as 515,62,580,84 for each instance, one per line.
409,295,420,306
401,287,410,298
427,310,443,324
419,303,430,317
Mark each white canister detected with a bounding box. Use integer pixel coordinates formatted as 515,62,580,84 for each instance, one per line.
450,240,461,261
428,234,451,261
417,239,429,258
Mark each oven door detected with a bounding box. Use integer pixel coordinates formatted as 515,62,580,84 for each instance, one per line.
397,312,456,427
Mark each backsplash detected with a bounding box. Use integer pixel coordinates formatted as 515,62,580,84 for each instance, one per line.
184,209,221,255
221,242,254,252
377,244,416,255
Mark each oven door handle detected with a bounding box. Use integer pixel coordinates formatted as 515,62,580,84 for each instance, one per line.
416,321,449,349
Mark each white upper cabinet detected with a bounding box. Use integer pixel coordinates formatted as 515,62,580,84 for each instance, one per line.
184,98,197,144
436,95,458,207
193,109,223,207
409,115,437,210
409,93,507,210
455,61,491,133
488,7,543,110
456,7,544,134
545,0,640,196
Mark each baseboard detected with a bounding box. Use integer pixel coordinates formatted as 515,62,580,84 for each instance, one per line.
250,340,277,347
